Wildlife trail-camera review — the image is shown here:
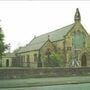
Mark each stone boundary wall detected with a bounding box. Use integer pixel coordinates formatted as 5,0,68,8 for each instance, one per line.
0,67,90,79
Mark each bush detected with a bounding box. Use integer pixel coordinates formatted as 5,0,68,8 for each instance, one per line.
44,52,64,67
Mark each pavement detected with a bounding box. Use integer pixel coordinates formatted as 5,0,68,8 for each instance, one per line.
0,76,90,88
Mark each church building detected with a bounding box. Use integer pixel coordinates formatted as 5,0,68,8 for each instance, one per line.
2,8,90,68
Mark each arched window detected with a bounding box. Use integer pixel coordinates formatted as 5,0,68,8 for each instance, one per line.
81,53,87,66
34,54,38,62
27,55,30,67
45,48,51,55
6,59,9,67
72,31,85,49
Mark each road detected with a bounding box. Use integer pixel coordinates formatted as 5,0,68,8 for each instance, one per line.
0,83,90,90
0,76,90,90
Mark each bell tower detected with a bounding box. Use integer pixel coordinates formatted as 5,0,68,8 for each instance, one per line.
74,8,81,22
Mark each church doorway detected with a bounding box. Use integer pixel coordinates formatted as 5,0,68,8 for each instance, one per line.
81,53,87,67
6,59,9,67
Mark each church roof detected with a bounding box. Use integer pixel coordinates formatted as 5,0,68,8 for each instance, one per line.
17,23,74,53
3,53,15,58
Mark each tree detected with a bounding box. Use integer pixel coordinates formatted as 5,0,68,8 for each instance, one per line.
50,52,64,67
0,27,5,62
44,51,65,67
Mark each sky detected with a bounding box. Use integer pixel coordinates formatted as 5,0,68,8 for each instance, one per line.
0,1,90,51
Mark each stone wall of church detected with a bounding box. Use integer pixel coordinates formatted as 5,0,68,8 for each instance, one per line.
53,40,64,51
15,50,39,68
2,57,12,67
86,35,90,48
40,40,54,67
64,22,90,67
64,33,73,67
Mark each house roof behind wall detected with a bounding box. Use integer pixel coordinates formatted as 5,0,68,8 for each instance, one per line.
2,53,15,58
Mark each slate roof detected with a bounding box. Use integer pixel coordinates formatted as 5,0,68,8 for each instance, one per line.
17,24,74,53
3,53,15,58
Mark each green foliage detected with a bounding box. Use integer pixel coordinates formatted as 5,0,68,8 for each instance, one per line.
0,28,5,59
44,51,64,67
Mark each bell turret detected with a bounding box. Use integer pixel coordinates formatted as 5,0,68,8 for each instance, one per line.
74,8,81,22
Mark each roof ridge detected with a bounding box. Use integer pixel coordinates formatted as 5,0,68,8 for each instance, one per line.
34,23,74,39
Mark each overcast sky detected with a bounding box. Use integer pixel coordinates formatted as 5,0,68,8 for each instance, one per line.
0,1,90,51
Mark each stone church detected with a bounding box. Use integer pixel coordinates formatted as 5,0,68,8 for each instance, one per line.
2,8,90,68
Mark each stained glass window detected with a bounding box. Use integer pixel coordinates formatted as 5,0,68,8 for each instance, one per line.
72,31,85,49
